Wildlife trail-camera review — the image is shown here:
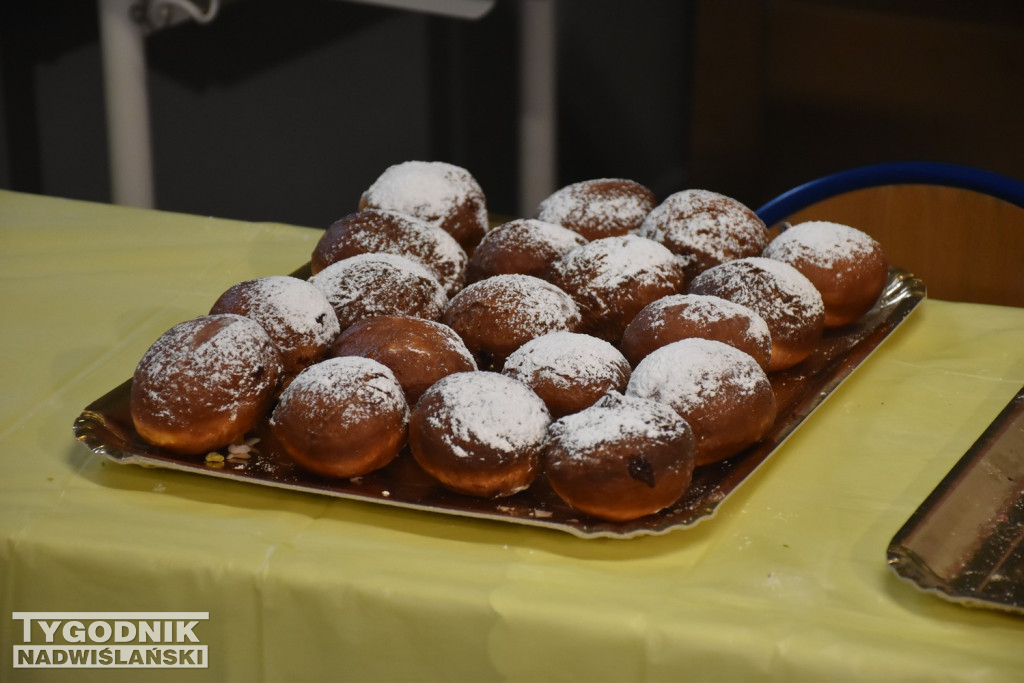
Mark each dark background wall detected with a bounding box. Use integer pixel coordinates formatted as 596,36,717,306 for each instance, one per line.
2,0,1023,230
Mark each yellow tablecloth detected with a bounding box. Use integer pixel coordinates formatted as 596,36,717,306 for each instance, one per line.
2,189,1023,682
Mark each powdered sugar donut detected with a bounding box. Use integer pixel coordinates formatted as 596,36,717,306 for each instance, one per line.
501,331,630,418
209,276,341,377
330,315,477,405
537,178,656,240
311,209,467,296
466,218,585,283
442,274,582,370
547,234,687,343
309,252,448,331
359,160,489,253
543,392,697,521
409,371,551,498
269,357,409,479
130,314,283,455
762,220,888,327
619,293,772,370
626,338,776,466
688,257,825,372
637,189,769,281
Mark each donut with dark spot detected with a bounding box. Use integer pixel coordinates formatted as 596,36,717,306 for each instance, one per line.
543,392,697,521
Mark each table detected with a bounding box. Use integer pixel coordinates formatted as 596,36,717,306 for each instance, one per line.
2,189,1023,681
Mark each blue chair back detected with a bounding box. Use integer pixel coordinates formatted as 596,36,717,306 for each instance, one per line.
756,161,1024,227
752,161,1024,306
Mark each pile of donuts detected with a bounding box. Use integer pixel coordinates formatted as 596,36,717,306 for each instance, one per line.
129,161,889,522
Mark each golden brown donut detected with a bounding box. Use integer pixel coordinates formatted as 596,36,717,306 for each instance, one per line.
269,357,409,479
466,218,585,284
637,189,769,282
130,314,283,455
330,315,477,405
311,208,467,296
442,274,582,370
626,338,777,466
547,235,687,343
688,257,825,372
209,275,341,378
762,220,889,327
358,160,489,253
543,392,697,522
501,331,630,418
536,178,656,240
308,252,448,332
409,371,551,498
619,293,772,370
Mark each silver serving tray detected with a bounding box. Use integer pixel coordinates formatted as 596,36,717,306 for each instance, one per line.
888,385,1024,615
74,268,925,539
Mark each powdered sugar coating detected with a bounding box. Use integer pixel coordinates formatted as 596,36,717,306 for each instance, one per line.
546,391,691,458
503,332,628,390
268,356,409,478
330,315,477,405
537,178,656,240
417,371,551,463
467,218,586,283
625,337,776,464
271,356,408,429
549,234,687,341
134,314,280,423
501,219,589,254
637,189,769,280
333,315,476,370
763,220,881,269
638,294,769,342
130,314,283,453
620,293,772,369
210,276,341,374
543,391,697,521
689,257,824,346
555,235,682,292
309,252,448,330
313,209,467,296
443,273,582,368
359,161,488,250
454,274,581,329
627,338,768,413
502,331,630,417
762,220,888,328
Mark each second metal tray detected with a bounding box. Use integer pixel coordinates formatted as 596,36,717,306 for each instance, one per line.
888,384,1024,615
